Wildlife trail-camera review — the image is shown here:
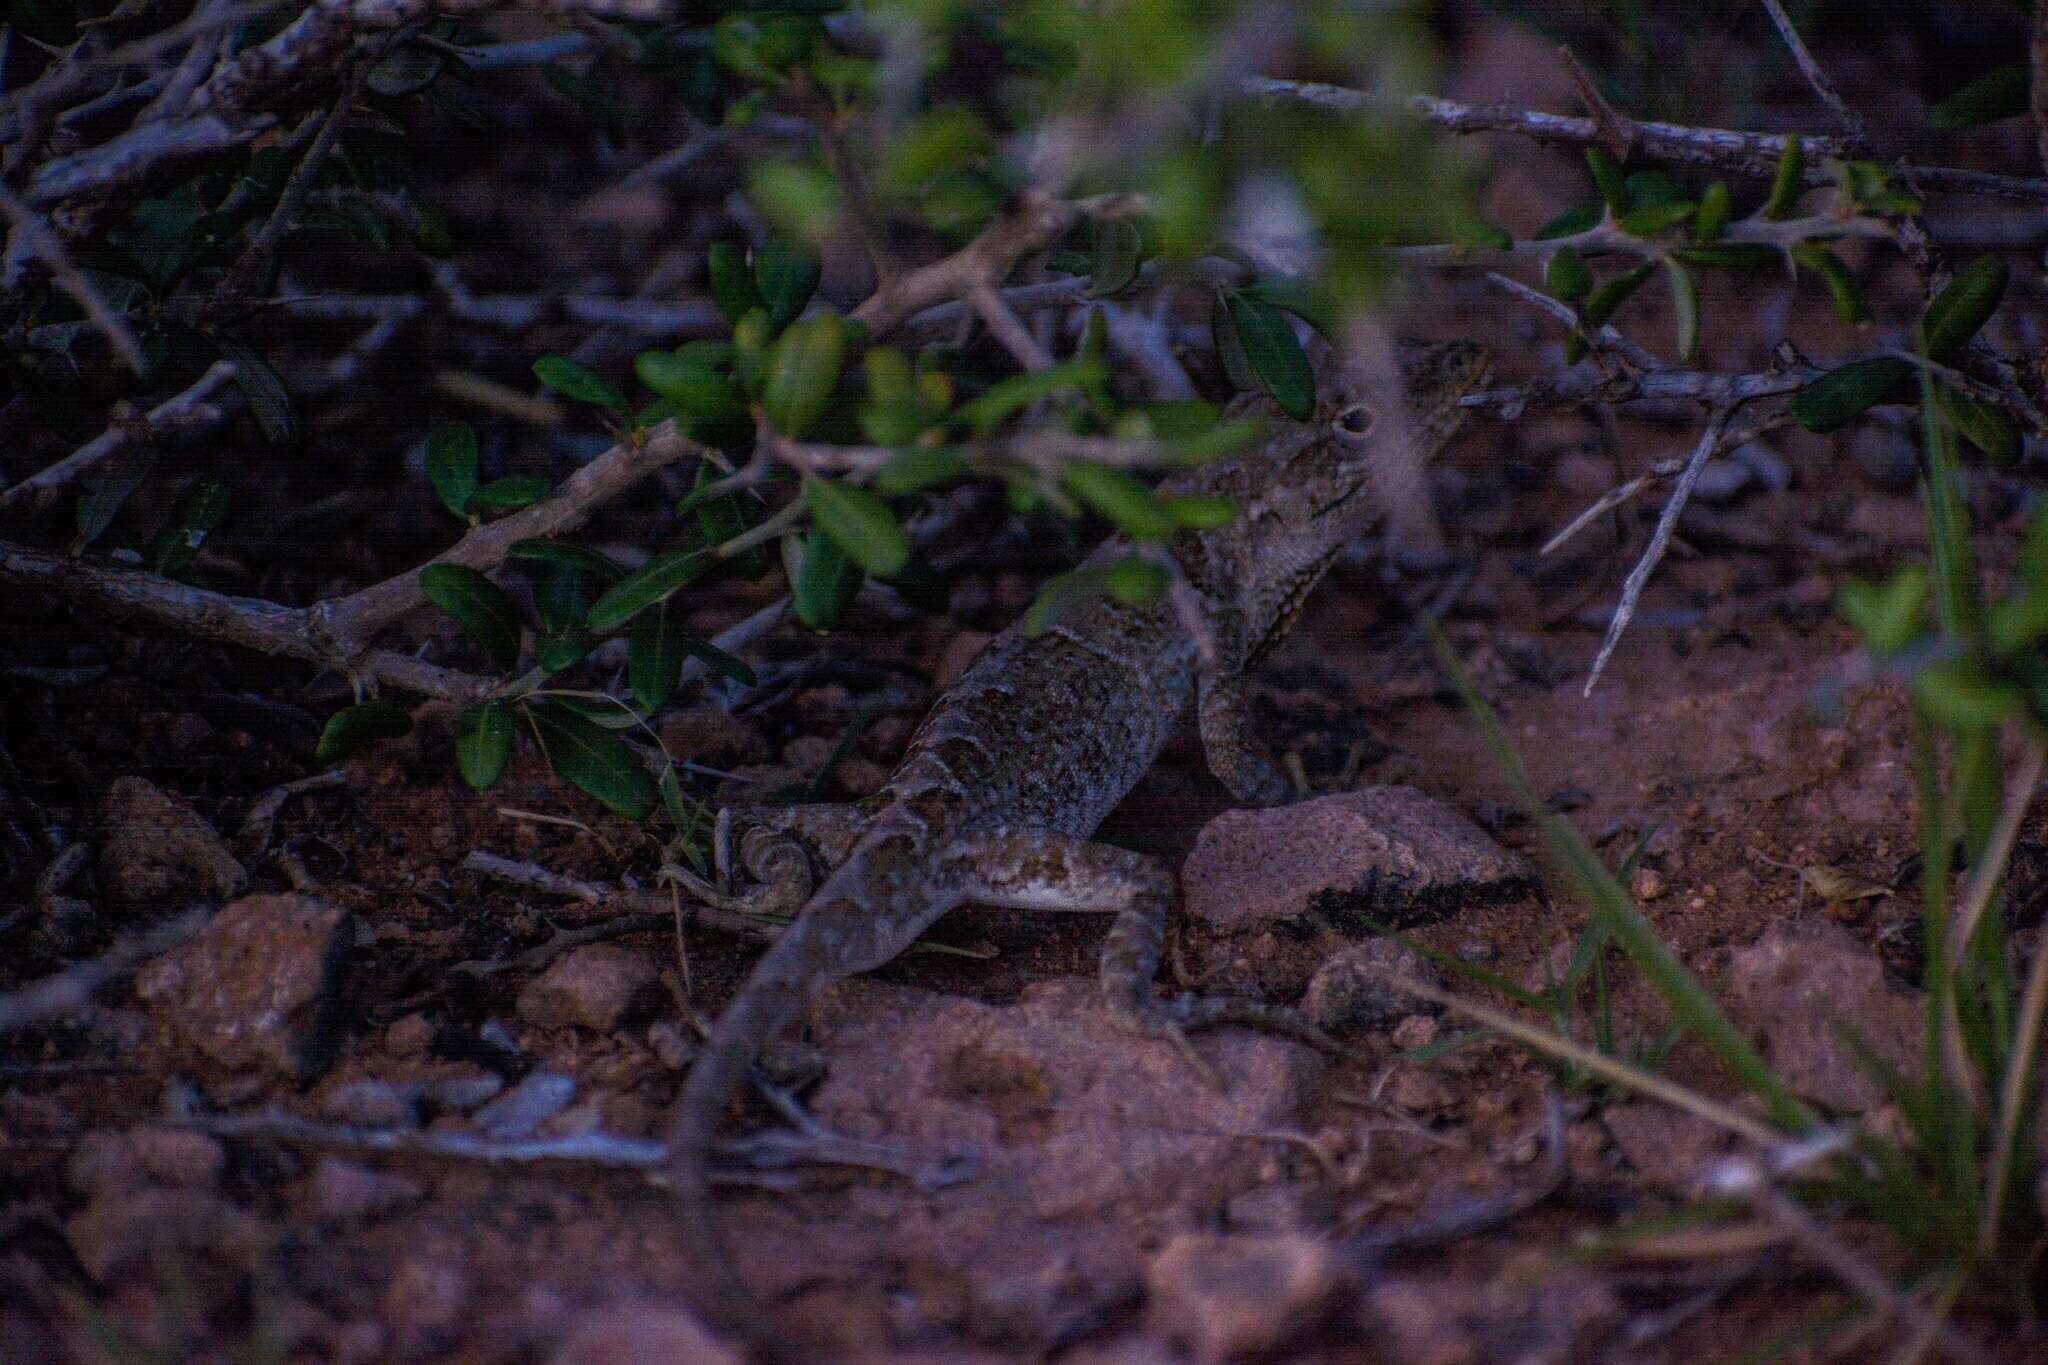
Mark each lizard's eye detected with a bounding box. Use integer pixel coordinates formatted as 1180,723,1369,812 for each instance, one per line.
1334,403,1375,442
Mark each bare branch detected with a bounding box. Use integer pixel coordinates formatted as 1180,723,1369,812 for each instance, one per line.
0,909,210,1034
1,359,238,509
1584,407,1733,694
968,279,1057,372
0,182,145,371
1235,77,2048,204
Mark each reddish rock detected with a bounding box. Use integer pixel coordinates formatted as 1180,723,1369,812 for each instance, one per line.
1726,918,1920,1113
810,977,1325,1220
550,1302,741,1365
1182,787,1533,933
1302,940,1438,1032
1602,1103,1731,1194
135,893,352,1078
65,1187,267,1283
1145,1233,1347,1362
131,1129,226,1187
308,1157,425,1223
516,944,659,1033
98,776,245,908
1363,1266,1620,1365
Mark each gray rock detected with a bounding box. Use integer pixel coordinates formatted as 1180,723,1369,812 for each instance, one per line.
473,1068,576,1138
1302,940,1438,1032
1145,1233,1347,1363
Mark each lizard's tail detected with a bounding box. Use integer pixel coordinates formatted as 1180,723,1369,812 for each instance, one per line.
666,921,822,1361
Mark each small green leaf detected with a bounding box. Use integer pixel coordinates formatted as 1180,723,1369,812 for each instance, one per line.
763,314,844,438
1166,493,1237,529
1534,203,1602,240
221,343,297,445
1837,564,1926,655
692,463,768,579
1617,199,1696,237
1943,388,2024,466
587,547,711,633
961,360,1107,436
419,564,522,669
1585,148,1629,215
711,12,820,83
1842,160,1920,216
678,633,758,687
1580,261,1655,328
787,531,864,631
1664,258,1699,363
1545,246,1593,303
880,105,991,194
875,445,970,494
630,601,686,710
1920,256,2009,363
533,629,596,674
1225,291,1314,420
316,701,412,766
1105,554,1169,604
1023,565,1112,635
1449,217,1513,253
426,422,479,518
367,46,443,96
533,355,626,411
748,159,841,244
1673,243,1782,270
1790,243,1870,324
1089,218,1143,296
1061,462,1176,541
509,539,625,581
1693,181,1730,242
803,477,909,577
634,352,746,421
528,700,658,820
1765,136,1805,220
755,235,820,329
1211,295,1257,391
1914,659,2019,729
1788,357,1915,432
454,701,514,790
707,241,764,325
467,473,552,513
1928,62,2029,129
147,476,229,575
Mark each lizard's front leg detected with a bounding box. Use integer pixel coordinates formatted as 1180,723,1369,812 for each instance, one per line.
1197,668,1297,806
955,826,1364,1074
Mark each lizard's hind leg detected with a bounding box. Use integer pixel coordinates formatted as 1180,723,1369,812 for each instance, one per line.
955,827,1368,1079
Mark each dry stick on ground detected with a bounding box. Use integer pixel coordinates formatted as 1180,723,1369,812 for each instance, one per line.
0,908,210,1034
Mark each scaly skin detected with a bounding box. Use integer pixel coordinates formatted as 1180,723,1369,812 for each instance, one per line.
667,340,1491,1356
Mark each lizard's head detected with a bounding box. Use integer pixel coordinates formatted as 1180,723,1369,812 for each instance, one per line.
1174,336,1491,659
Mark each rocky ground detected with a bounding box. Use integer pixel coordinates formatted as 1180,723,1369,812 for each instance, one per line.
8,5,2048,1362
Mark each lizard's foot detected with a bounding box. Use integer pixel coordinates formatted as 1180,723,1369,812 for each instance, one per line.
664,803,872,920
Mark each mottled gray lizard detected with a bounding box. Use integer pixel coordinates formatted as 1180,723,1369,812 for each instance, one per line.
666,338,1490,1351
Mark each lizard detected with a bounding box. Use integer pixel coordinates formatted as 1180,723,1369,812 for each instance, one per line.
665,337,1491,1354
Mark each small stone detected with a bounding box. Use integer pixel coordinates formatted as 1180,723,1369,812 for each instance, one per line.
414,1064,505,1112
1726,918,1920,1113
1387,1066,1458,1115
472,1069,576,1138
1145,1233,1346,1363
647,1019,694,1071
1602,1103,1729,1194
1183,787,1534,933
65,1187,267,1283
1846,495,1928,546
655,709,769,766
98,776,245,909
308,1157,424,1222
781,734,835,772
320,1079,421,1128
1456,939,1498,964
1301,940,1437,1032
381,1256,469,1332
1629,866,1667,901
135,893,352,1079
1390,1014,1440,1051
385,1013,434,1057
130,1129,225,1187
516,944,659,1033
551,1302,741,1365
